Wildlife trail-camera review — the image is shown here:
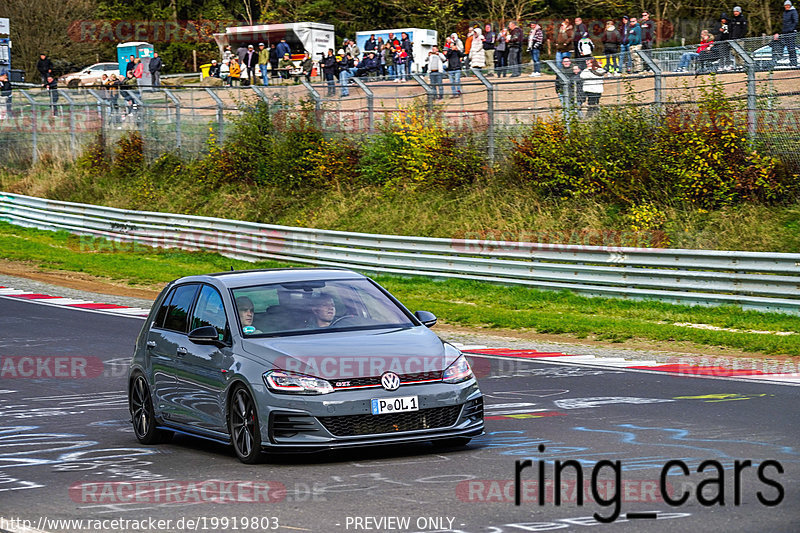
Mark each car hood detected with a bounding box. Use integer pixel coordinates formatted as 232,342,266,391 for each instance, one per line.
240,326,460,380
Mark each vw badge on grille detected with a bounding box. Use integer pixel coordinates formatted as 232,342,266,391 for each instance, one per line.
381,372,401,391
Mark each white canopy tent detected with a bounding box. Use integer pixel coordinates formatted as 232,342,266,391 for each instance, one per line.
213,22,335,61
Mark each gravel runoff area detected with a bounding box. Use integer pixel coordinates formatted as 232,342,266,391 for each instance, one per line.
1,272,795,372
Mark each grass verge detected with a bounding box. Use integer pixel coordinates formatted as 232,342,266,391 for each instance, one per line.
1,221,799,356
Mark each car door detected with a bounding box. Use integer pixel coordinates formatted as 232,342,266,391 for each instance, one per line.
146,283,199,424
171,284,234,432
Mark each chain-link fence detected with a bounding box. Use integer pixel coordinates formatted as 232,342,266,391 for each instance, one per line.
1,35,799,168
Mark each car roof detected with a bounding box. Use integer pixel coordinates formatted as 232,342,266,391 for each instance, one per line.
173,268,367,288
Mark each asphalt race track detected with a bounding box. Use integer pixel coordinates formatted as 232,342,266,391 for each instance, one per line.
0,296,798,533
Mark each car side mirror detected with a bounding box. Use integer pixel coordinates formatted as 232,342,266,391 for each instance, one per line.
414,311,437,328
188,326,224,346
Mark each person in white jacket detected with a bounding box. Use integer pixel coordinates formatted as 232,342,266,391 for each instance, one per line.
469,27,486,69
580,58,607,117
426,45,447,99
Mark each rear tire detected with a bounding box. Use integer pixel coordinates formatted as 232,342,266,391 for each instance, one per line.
228,385,265,464
129,373,172,444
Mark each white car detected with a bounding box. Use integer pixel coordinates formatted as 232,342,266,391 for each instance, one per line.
59,62,120,88
751,44,800,68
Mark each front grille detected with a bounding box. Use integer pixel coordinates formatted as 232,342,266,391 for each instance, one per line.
270,413,319,439
330,371,442,389
318,405,461,436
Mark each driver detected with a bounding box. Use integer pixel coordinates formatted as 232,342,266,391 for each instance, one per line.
309,295,336,328
235,296,261,334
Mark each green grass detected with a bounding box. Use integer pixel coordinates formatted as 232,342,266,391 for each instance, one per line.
2,221,799,356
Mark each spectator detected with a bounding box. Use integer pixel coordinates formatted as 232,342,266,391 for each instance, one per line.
107,74,120,121
783,1,798,67
675,30,715,72
619,16,631,73
378,40,387,76
258,43,270,86
119,73,138,117
527,21,544,76
465,27,475,68
37,53,54,83
469,27,486,71
0,71,12,118
387,33,400,49
601,20,621,75
580,58,607,117
577,32,594,68
208,59,221,78
321,49,337,96
395,45,409,82
730,7,748,40
383,43,396,80
149,51,163,87
125,55,136,77
484,24,496,74
507,21,524,76
444,42,464,97
714,13,732,70
243,44,258,84
573,17,588,56
495,28,508,76
269,44,280,78
278,53,294,81
229,57,241,86
627,16,643,72
426,45,447,99
449,33,464,53
236,44,248,65
133,58,145,89
223,45,233,63
364,34,377,52
44,75,59,116
570,63,585,114
276,38,291,59
339,52,358,96
219,60,230,85
555,56,573,107
555,18,574,64
344,39,361,60
640,12,655,53
356,51,380,77
300,52,313,82
401,32,413,73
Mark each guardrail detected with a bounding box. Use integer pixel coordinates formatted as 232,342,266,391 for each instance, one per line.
1,191,799,314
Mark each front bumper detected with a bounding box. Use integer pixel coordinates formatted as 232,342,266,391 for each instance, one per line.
252,379,483,452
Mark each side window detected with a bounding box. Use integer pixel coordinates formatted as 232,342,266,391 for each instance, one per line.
190,285,229,341
153,288,175,329
162,284,199,333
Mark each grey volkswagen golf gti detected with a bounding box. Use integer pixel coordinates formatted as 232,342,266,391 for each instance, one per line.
128,268,484,463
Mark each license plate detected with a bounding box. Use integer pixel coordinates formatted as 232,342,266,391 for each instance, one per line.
371,396,419,415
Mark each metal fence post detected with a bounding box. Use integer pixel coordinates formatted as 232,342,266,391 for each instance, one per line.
637,50,663,108
87,89,108,152
729,41,757,142
546,60,571,132
58,89,77,159
204,88,225,144
472,69,495,164
300,78,323,129
19,90,38,164
351,77,374,133
251,85,269,102
162,88,182,151
411,74,435,111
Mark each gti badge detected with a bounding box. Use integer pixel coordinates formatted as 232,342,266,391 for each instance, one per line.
381,372,401,391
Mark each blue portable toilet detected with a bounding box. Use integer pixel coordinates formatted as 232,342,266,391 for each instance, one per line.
117,41,154,87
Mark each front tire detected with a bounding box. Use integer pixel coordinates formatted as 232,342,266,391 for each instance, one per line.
129,373,172,444
228,385,265,464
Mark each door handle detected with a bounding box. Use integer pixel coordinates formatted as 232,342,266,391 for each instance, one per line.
146,341,156,348
176,347,188,356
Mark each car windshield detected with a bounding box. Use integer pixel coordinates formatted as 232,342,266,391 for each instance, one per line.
231,278,415,337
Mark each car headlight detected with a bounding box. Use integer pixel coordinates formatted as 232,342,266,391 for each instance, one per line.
263,370,334,395
442,354,474,383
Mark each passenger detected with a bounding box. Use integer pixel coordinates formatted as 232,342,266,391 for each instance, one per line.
235,296,261,333
309,295,336,328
